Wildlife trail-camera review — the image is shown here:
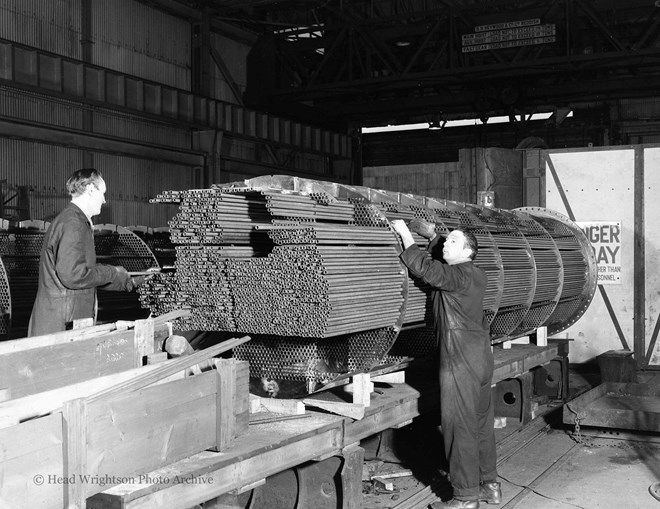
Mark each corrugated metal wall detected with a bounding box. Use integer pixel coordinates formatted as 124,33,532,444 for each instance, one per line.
0,0,82,58
92,153,195,227
618,97,660,120
0,0,352,232
363,162,461,200
91,110,192,149
0,84,192,149
0,86,84,130
91,0,191,90
0,0,192,91
1,139,83,222
1,139,193,227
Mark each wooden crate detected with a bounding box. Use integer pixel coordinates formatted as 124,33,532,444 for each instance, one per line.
0,359,249,509
0,318,171,400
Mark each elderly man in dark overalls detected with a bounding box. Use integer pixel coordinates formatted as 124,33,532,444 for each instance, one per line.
392,218,501,509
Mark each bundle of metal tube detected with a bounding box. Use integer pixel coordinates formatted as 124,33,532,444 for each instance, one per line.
228,240,404,337
147,187,406,337
142,176,597,393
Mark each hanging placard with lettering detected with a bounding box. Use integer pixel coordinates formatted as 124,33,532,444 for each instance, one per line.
576,221,622,285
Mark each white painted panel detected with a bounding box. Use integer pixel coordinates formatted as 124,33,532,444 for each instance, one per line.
545,148,635,363
644,147,660,365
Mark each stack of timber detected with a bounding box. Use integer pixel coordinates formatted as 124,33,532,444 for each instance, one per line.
0,311,251,509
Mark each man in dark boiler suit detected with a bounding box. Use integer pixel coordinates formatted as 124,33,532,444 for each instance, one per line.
392,218,501,509
28,168,142,336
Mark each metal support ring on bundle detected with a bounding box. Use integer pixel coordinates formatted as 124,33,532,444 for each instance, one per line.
126,225,176,267
94,224,160,323
0,255,10,340
0,220,50,340
144,175,598,397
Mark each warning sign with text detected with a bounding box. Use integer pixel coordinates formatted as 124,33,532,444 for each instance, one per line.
577,221,622,285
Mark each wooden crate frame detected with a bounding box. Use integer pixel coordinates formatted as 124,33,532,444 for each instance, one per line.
0,359,249,509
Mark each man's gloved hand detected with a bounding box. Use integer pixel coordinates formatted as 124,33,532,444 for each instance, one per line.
129,275,146,291
114,265,129,277
408,218,436,240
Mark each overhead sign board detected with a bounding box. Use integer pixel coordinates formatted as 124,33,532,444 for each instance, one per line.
462,18,556,53
474,18,541,32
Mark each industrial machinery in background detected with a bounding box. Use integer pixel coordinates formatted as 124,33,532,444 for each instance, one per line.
140,175,598,397
0,222,159,340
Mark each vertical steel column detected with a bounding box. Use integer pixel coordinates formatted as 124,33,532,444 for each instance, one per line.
634,146,646,365
80,0,94,168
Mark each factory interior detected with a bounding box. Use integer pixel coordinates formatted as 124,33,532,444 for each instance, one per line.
2,1,660,508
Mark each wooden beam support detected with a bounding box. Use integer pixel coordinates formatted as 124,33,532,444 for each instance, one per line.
62,398,87,509
134,317,155,367
213,359,236,451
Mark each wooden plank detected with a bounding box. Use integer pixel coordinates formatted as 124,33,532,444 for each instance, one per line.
534,326,548,346
0,363,167,426
0,329,136,399
73,317,94,329
308,360,411,394
214,360,236,451
0,323,171,401
146,352,169,364
62,398,87,508
86,371,217,485
344,384,431,445
252,396,305,415
492,344,559,384
89,416,344,509
493,359,524,383
230,360,249,432
521,344,559,371
134,318,155,367
345,398,420,445
303,398,365,420
0,413,64,509
372,371,405,384
87,336,251,404
0,321,133,355
340,444,365,509
350,373,372,407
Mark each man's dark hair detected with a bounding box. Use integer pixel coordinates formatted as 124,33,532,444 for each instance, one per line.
458,228,479,260
66,168,103,197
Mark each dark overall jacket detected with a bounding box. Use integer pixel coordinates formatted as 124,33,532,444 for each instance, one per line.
28,203,132,336
400,239,497,500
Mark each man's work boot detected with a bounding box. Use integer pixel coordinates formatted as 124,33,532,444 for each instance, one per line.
479,481,502,504
430,499,479,509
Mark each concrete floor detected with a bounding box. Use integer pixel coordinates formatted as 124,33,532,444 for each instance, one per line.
363,368,660,509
